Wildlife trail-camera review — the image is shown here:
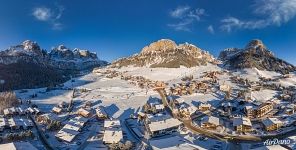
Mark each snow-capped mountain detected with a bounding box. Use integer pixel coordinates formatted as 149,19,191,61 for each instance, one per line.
112,39,215,68
219,39,295,74
49,45,108,70
0,40,108,91
0,40,108,70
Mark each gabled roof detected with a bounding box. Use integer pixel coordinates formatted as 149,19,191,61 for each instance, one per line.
201,116,220,126
262,118,282,127
233,117,252,126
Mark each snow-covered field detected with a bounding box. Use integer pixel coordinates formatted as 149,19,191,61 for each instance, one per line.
111,64,222,82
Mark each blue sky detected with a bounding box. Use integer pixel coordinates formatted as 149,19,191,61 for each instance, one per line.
0,0,295,64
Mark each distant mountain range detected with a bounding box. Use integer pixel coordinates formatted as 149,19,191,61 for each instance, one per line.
0,39,295,91
111,39,215,68
0,40,108,91
219,39,296,74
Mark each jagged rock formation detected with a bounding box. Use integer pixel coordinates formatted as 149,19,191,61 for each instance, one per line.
0,40,108,91
112,39,215,68
219,39,296,74
49,45,108,70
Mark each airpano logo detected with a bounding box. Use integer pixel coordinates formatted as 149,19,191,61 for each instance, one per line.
263,138,292,146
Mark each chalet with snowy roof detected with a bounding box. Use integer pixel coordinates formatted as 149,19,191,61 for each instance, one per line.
174,97,185,105
104,120,121,128
244,105,256,118
233,117,252,132
26,107,41,115
201,116,221,130
52,106,62,114
262,118,283,131
256,102,274,118
145,114,182,137
95,106,108,119
55,116,88,142
36,113,60,125
77,108,90,118
154,104,165,113
103,128,123,144
198,103,211,111
103,119,123,144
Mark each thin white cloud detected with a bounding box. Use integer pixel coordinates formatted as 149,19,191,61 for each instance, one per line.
170,6,190,18
32,4,65,30
207,25,215,34
55,5,65,20
33,7,52,21
169,6,206,31
188,8,205,21
220,0,296,32
168,19,193,31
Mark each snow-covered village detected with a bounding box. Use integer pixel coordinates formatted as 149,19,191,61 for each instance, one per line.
0,38,295,150
1,1,296,150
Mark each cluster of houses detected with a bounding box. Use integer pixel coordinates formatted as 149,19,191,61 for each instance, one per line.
3,106,41,117
0,117,33,131
169,81,211,96
0,106,39,132
93,68,166,90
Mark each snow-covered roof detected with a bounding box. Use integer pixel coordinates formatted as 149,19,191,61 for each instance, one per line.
0,142,38,150
199,103,211,107
104,120,121,128
56,116,88,142
155,104,164,110
103,128,123,144
149,136,206,150
233,117,252,126
201,116,220,126
245,105,254,110
63,124,80,132
39,113,59,121
77,108,90,117
175,97,185,104
52,106,62,113
95,107,108,118
148,117,182,132
262,118,282,127
147,114,171,122
56,128,80,142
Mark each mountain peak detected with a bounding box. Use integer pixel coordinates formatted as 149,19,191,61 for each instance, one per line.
112,39,215,68
219,39,295,74
140,39,177,54
245,39,265,49
22,40,41,51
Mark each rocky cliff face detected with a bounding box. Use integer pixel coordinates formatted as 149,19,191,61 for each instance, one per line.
0,40,108,70
49,45,108,70
0,40,108,91
112,39,215,68
219,39,296,74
